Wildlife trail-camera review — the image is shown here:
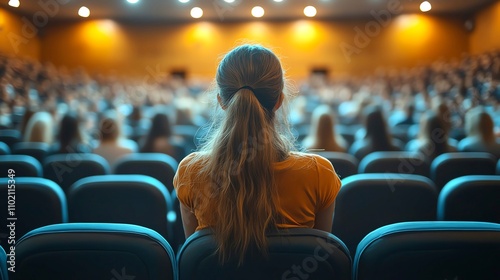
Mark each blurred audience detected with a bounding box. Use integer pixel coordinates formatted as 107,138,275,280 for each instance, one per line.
23,111,54,144
50,113,90,154
349,106,402,160
302,105,347,152
92,116,133,166
458,106,500,158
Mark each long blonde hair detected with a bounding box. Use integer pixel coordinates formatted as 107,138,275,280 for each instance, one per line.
189,44,295,264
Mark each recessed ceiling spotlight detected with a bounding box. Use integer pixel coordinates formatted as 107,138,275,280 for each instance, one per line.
191,7,203,18
224,0,235,3
8,0,20,8
274,0,284,2
420,1,431,12
251,6,265,18
78,6,90,18
179,0,190,3
127,0,139,4
304,6,317,17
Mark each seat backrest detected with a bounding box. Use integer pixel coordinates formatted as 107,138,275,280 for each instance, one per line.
311,151,358,179
178,228,352,280
68,175,173,241
0,246,8,280
0,177,67,253
12,142,50,164
113,153,178,193
0,155,42,177
354,221,500,280
497,159,500,175
0,142,10,155
332,174,438,255
359,151,430,177
438,175,500,223
16,223,176,280
0,129,21,149
43,153,110,194
431,152,496,190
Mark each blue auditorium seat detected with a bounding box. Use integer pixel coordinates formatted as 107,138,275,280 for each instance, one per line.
0,142,10,155
0,129,21,149
178,228,351,280
311,151,359,178
0,155,42,177
12,142,50,164
354,221,500,280
43,153,110,195
358,151,430,177
16,223,176,280
332,174,438,255
438,175,500,223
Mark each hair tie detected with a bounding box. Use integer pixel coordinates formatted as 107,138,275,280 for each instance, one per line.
237,86,255,93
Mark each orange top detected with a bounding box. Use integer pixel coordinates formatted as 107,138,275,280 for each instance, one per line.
173,152,341,231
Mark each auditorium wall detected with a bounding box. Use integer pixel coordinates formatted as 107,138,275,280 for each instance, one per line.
469,0,500,55
0,8,41,60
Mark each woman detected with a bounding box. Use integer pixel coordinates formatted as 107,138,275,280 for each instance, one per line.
51,113,90,154
140,112,182,160
348,105,401,160
302,105,347,152
23,111,54,144
458,106,500,158
406,110,457,162
173,45,340,264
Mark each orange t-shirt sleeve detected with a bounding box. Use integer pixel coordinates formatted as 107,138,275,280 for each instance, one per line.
173,153,196,210
315,155,342,211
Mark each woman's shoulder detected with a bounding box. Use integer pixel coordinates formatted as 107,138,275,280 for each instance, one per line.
284,152,334,170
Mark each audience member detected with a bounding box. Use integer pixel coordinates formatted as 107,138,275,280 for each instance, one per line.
458,106,500,158
302,105,347,152
174,44,340,264
92,115,133,166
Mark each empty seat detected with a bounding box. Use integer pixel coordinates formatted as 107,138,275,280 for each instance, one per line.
113,153,178,193
178,228,351,280
358,151,430,177
430,152,496,190
311,151,358,179
43,153,110,195
354,221,500,280
0,177,67,253
497,159,500,174
438,175,500,223
0,129,21,149
0,155,42,177
16,223,176,280
12,142,50,164
68,175,173,242
332,174,438,255
0,142,10,155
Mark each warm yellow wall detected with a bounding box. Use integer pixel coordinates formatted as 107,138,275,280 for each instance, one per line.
470,1,500,54
0,8,40,60
40,14,469,81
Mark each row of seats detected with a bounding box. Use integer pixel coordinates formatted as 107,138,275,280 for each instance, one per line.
5,221,500,280
1,174,499,256
2,150,499,195
314,151,499,189
0,153,178,193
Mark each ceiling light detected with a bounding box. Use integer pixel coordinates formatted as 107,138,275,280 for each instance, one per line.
420,1,431,12
179,0,190,3
8,0,20,8
224,0,235,3
274,0,284,2
304,6,317,17
127,0,139,4
251,6,265,18
190,7,203,18
78,6,90,18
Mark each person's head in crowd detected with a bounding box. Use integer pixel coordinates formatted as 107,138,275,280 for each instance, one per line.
433,99,452,133
56,113,87,153
465,106,495,143
23,111,54,143
302,105,346,152
99,116,121,143
140,112,172,153
363,105,393,150
417,110,450,160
